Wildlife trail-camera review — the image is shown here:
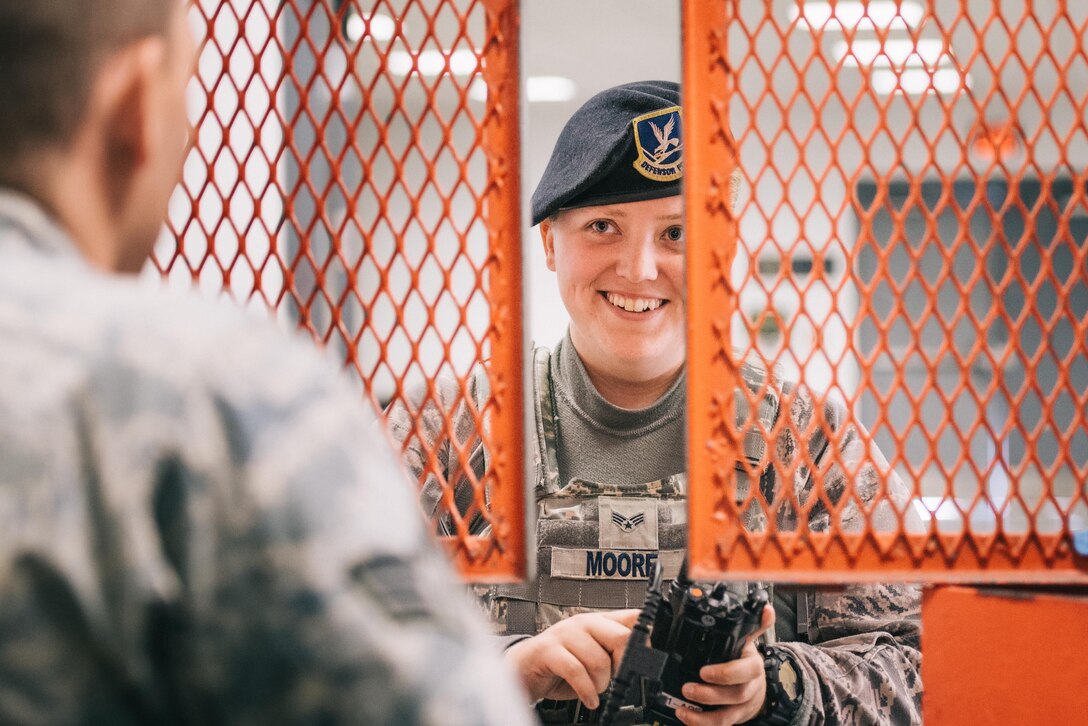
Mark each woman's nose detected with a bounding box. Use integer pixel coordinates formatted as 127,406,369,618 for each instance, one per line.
615,235,659,282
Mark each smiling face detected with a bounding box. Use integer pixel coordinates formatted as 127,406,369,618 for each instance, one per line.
541,195,686,392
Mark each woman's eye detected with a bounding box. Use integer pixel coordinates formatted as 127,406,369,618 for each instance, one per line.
590,220,613,233
664,226,684,242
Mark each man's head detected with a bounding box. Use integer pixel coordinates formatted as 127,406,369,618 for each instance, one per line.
0,0,193,272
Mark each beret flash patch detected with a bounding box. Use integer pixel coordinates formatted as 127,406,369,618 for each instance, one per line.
631,106,683,182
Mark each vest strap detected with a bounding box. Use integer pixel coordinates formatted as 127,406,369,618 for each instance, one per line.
503,599,538,636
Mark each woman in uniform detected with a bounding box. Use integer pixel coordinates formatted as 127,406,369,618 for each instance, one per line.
388,81,922,726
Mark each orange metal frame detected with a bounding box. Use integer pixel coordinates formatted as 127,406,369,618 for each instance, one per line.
683,0,747,581
684,0,1088,582
164,0,526,580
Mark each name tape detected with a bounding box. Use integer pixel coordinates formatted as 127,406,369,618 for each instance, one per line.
550,548,685,581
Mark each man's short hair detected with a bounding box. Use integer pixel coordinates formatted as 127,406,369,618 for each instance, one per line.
0,0,175,163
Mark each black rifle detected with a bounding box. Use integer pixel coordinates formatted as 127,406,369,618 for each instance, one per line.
596,558,767,726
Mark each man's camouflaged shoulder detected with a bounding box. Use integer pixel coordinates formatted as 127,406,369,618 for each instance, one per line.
0,198,533,726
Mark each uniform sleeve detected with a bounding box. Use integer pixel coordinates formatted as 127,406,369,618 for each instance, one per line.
772,584,922,726
770,388,923,725
385,374,489,536
160,331,533,726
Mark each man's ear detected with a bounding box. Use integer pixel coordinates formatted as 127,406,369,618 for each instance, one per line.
540,218,556,271
94,38,168,211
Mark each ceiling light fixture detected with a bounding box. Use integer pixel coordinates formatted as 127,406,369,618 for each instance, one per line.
792,0,924,31
870,67,970,95
468,75,577,103
386,48,479,77
836,37,945,67
344,12,396,43
527,76,578,102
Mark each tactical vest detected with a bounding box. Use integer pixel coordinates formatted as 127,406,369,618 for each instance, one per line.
481,346,780,637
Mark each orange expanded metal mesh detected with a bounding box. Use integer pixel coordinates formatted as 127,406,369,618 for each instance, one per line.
156,0,526,580
685,0,1088,581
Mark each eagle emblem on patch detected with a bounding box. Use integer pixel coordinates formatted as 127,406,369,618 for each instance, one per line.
611,510,646,532
631,106,683,181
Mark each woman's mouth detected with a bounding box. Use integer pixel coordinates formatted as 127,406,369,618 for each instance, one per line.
602,291,666,313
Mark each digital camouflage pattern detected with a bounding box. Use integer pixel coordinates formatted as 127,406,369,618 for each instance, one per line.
388,343,922,725
0,191,533,726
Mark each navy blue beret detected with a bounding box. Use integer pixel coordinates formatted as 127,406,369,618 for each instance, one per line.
530,80,683,226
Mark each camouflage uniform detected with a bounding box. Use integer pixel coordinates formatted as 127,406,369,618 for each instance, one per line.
0,190,534,726
389,344,922,725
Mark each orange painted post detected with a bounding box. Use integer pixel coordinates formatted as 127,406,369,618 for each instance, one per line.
459,0,527,580
923,585,1088,724
682,0,742,582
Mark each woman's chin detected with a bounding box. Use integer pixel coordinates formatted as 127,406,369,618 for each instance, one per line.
598,346,684,378
572,328,684,374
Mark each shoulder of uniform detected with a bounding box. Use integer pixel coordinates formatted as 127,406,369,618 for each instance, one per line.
69,275,354,412
735,355,797,395
464,340,550,402
734,357,785,416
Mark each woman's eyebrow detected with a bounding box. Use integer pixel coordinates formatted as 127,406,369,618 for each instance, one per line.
590,207,629,217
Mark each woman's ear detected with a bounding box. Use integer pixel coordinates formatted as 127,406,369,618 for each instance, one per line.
540,218,557,271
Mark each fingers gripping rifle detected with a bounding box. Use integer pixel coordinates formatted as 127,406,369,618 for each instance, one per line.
599,557,768,726
597,565,669,726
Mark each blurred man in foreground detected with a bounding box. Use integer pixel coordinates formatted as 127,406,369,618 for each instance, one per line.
0,2,531,723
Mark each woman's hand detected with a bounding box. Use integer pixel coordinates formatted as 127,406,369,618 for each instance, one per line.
503,609,640,709
674,604,777,726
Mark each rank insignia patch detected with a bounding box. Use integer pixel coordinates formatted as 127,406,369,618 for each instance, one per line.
631,105,683,181
599,496,658,550
611,510,645,532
